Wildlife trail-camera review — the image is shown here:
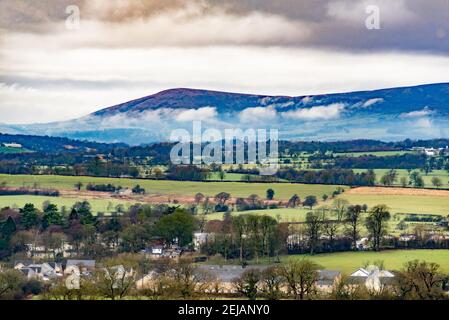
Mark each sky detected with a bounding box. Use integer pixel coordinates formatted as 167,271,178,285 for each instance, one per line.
1,0,449,124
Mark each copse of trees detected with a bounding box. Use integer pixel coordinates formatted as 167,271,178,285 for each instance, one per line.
276,168,376,186
333,153,427,170
202,214,285,263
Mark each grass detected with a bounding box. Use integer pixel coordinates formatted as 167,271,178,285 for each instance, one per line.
280,250,449,273
339,193,449,215
0,195,131,213
206,172,252,181
0,174,345,200
206,207,311,223
0,146,31,154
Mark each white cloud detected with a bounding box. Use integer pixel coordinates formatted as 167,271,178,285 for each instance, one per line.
399,107,433,118
282,103,345,121
239,106,277,123
415,118,432,128
175,107,217,122
362,98,384,108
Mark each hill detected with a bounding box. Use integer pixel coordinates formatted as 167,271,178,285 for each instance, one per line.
1,83,449,145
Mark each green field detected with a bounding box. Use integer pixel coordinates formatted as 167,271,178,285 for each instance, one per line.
206,172,253,181
339,193,449,215
353,169,449,188
206,207,311,222
207,250,449,273
280,250,449,273
0,195,131,213
0,146,31,154
0,174,345,200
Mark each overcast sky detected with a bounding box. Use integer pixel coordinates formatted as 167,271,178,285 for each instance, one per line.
1,0,449,124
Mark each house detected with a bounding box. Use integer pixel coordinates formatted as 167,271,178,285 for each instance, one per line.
64,259,96,275
317,270,341,292
2,142,22,148
25,243,74,259
356,237,370,250
424,148,440,157
103,265,135,288
116,188,133,196
196,265,270,293
399,234,417,242
14,261,63,281
143,245,164,256
349,266,395,291
193,232,211,251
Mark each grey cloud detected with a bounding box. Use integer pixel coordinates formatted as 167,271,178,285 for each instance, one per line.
1,0,449,54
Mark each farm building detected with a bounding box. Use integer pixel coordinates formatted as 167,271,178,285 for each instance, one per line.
349,265,395,291
2,142,22,148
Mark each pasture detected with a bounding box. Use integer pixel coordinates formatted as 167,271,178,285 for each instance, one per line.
353,169,449,188
281,250,449,273
206,208,310,223
0,146,31,154
340,188,449,215
0,174,344,200
0,195,131,213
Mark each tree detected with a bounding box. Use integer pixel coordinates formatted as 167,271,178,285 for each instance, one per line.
303,196,318,209
323,216,338,251
259,215,278,258
305,211,324,254
410,171,425,188
246,215,262,263
365,205,391,251
120,224,151,252
287,194,300,208
345,205,363,251
0,269,23,299
400,177,408,188
431,177,443,188
95,256,138,300
42,232,67,260
266,188,275,200
380,169,398,186
332,198,349,221
394,260,446,300
153,209,197,247
260,266,283,300
72,201,96,225
42,203,63,228
214,192,231,205
233,269,261,300
165,258,214,299
219,169,226,181
279,260,320,300
232,215,248,262
74,182,83,191
20,203,40,230
330,274,365,300
132,185,145,194
194,193,205,205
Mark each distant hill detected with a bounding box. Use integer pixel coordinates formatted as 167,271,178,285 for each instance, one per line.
1,83,449,145
0,133,126,153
